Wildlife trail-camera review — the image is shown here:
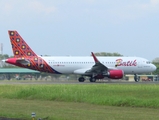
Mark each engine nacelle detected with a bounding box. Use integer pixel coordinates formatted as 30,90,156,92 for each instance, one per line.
107,70,124,79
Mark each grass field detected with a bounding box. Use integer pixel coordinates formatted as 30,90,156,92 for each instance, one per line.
0,83,159,119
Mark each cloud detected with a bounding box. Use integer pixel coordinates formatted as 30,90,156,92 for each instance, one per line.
137,0,159,10
0,0,158,25
28,1,56,15
0,0,56,16
0,0,58,28
103,0,159,23
2,3,13,14
85,0,96,4
151,0,159,6
0,1,14,15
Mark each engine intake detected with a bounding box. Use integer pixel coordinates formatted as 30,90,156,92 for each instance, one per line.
107,70,124,79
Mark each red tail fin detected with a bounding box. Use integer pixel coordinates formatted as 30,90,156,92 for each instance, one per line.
8,30,37,58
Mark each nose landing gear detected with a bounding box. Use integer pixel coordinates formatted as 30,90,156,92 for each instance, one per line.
134,74,139,82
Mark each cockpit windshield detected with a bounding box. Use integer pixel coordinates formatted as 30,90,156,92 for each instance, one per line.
146,61,151,64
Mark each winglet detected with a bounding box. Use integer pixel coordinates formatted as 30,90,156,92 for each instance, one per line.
91,52,99,63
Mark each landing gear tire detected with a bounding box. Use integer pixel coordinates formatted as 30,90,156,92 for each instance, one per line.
90,77,96,82
78,77,85,82
134,74,139,82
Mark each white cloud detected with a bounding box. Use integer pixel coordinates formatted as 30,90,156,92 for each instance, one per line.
28,1,56,15
150,0,159,6
104,0,159,23
0,0,56,16
137,0,159,10
2,3,13,14
0,1,14,15
85,0,96,4
0,0,158,25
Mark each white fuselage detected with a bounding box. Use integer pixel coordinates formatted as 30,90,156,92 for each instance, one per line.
40,56,156,75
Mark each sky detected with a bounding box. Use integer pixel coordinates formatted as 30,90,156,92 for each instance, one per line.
0,0,159,61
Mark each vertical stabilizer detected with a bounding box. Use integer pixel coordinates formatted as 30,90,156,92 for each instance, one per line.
8,30,37,58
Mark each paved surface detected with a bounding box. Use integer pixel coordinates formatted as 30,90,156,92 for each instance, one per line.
0,80,159,84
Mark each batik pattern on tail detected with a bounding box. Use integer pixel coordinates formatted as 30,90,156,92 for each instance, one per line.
8,31,60,74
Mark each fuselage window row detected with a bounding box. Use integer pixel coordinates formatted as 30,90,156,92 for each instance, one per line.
48,61,117,64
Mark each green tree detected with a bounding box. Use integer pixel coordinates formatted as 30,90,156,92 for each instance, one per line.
152,57,159,63
0,54,9,60
152,57,159,75
0,54,17,68
94,52,123,56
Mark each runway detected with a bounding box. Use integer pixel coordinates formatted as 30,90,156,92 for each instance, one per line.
0,80,159,85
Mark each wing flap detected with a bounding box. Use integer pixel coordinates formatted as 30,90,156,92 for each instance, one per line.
74,68,92,75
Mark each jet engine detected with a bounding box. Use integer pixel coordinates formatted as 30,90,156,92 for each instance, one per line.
107,70,124,79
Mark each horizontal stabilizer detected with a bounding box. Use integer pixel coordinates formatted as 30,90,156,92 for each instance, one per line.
16,59,30,65
5,58,30,65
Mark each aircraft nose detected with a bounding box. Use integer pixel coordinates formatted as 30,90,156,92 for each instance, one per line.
152,64,157,71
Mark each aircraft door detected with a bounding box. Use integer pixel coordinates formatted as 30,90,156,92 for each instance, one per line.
138,60,142,68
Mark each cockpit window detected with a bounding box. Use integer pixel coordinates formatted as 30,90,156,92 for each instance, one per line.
146,61,151,64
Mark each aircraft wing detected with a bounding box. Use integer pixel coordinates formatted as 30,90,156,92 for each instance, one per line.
74,52,117,76
85,52,108,75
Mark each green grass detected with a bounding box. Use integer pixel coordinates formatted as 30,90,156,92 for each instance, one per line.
0,84,159,119
0,98,159,120
0,84,159,108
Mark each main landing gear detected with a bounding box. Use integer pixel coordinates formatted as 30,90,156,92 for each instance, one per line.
78,76,97,82
134,74,139,82
89,77,96,82
78,76,85,82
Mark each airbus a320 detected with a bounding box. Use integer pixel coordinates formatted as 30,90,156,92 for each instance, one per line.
5,30,156,82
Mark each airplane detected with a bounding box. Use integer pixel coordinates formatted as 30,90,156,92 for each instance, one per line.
4,30,156,82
